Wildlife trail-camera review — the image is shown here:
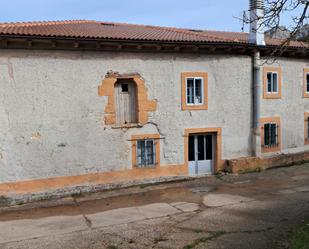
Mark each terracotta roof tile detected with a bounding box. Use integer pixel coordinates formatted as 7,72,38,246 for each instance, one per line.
0,20,307,48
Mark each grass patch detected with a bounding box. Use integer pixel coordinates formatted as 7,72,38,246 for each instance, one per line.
154,235,168,244
183,231,226,249
214,172,224,180
107,245,119,249
289,222,309,249
238,167,262,174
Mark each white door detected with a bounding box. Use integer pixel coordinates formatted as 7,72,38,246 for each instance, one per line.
188,134,214,176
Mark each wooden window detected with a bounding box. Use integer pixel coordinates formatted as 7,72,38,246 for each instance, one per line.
181,72,208,110
260,117,281,153
303,69,309,98
131,134,160,168
98,73,157,126
263,67,282,99
114,79,137,125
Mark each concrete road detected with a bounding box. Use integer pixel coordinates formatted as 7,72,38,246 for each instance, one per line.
0,164,309,249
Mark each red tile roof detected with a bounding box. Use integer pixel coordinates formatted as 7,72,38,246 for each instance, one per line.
0,20,307,48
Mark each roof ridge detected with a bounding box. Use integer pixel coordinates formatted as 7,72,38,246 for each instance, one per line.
0,19,248,35
0,19,98,27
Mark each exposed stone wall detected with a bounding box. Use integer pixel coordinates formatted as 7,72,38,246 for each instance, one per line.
226,151,309,174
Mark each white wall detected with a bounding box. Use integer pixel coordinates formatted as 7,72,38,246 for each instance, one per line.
260,58,309,156
0,49,253,183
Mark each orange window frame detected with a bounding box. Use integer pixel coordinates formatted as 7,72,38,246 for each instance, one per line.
181,72,208,110
131,134,160,168
263,67,282,99
260,117,281,153
303,68,309,98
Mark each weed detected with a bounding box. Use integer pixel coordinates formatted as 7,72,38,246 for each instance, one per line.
107,245,119,249
238,167,262,174
183,231,226,249
288,221,309,249
154,235,168,244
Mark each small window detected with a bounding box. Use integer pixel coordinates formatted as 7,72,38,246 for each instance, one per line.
136,139,156,168
263,123,278,148
263,67,281,99
186,77,203,105
121,83,129,92
267,72,278,94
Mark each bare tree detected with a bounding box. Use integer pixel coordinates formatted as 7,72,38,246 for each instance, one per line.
263,0,309,42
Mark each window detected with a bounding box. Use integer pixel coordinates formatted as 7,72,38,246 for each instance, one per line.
136,139,156,168
131,134,160,168
98,74,157,126
263,123,278,147
260,117,281,153
263,67,282,99
267,72,278,93
186,78,203,105
181,72,208,110
305,73,309,93
121,83,129,92
303,69,309,98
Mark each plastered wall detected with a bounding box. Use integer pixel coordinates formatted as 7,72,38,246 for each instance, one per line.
0,49,253,183
260,58,309,156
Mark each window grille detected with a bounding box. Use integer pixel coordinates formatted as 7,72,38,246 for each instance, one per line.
136,139,156,168
263,123,279,148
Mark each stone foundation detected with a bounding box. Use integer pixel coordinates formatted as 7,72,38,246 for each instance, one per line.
226,151,309,173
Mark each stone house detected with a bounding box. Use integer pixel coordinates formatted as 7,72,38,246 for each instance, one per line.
0,0,308,199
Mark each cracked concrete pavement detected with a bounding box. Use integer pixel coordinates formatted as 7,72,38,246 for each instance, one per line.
0,164,309,249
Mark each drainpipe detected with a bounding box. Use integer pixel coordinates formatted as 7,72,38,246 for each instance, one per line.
249,0,265,157
252,50,261,157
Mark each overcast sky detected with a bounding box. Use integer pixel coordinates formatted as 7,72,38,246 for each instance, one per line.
0,0,302,32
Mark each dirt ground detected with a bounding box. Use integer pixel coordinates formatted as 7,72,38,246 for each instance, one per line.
0,164,309,249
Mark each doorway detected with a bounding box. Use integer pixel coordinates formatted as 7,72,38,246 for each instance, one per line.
188,134,214,176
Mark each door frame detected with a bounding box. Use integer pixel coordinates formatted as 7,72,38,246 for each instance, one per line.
188,134,214,175
184,127,223,174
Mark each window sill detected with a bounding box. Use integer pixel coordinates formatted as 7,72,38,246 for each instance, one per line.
182,104,208,111
112,123,142,129
134,165,157,169
263,92,281,99
261,145,281,153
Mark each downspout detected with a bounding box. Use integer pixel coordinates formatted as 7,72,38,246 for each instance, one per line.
249,0,265,157
252,50,261,157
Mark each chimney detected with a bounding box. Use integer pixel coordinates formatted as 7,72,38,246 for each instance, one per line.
249,0,265,46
